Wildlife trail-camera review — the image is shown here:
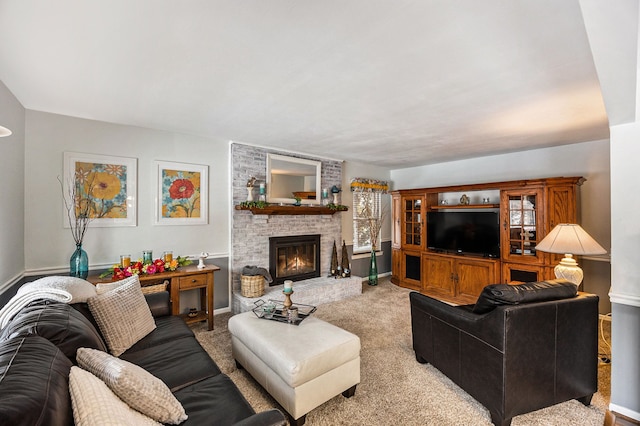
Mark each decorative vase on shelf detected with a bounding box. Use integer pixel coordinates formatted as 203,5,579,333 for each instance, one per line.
70,243,89,279
341,240,351,277
368,248,378,286
330,241,339,277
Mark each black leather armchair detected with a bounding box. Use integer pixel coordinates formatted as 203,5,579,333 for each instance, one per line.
410,288,599,426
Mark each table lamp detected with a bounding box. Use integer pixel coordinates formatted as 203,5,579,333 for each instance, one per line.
536,223,607,286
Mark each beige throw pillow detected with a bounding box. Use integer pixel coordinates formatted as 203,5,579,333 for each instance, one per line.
69,366,161,426
95,275,140,295
76,348,187,424
87,277,156,356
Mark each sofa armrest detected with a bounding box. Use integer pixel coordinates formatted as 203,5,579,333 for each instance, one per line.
144,291,171,317
410,291,507,351
232,409,287,426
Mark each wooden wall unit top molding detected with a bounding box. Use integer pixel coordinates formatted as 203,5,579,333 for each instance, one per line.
393,176,584,196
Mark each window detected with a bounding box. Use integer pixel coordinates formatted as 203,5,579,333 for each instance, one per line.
353,191,382,253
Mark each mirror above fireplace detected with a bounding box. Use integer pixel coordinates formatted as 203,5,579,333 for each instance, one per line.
266,154,321,205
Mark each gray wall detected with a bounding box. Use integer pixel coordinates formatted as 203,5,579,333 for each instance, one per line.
18,110,232,310
0,81,25,293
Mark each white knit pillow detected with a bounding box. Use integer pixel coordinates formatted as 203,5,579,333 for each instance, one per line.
87,277,156,356
76,348,187,424
69,366,161,426
95,275,140,295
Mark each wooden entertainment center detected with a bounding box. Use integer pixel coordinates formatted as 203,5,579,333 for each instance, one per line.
391,176,584,304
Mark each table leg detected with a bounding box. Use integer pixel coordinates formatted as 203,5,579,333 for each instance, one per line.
207,272,214,330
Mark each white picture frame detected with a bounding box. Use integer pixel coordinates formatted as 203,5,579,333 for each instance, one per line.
154,160,208,225
63,152,137,227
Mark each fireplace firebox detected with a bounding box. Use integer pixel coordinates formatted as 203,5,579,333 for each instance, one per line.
269,234,321,286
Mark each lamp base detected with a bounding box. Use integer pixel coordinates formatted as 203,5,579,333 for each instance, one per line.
553,254,583,287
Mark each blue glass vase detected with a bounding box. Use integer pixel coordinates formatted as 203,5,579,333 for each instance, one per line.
368,249,378,286
70,243,89,279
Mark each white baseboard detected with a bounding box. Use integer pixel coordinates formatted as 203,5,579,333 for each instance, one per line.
0,272,23,294
609,403,640,422
214,306,231,315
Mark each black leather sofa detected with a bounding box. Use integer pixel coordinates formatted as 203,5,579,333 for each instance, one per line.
0,291,286,426
410,280,599,426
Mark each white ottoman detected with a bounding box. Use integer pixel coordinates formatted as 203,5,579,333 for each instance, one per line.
228,311,360,425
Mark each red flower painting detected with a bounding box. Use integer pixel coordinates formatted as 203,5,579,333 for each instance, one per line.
169,179,195,199
158,163,207,222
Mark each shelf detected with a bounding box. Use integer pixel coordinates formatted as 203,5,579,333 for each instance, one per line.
235,205,348,215
181,311,208,325
430,203,500,210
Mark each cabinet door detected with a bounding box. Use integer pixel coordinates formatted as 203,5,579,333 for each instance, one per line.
391,248,402,284
500,189,545,264
391,193,402,249
401,195,425,250
422,253,455,296
401,250,422,290
456,258,500,299
502,263,548,284
546,185,577,265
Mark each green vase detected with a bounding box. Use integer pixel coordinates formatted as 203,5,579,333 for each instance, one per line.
70,243,89,279
368,249,378,286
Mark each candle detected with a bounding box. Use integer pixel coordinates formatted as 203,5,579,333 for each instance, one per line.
120,254,131,268
259,183,265,195
322,188,328,199
164,251,173,263
284,280,293,293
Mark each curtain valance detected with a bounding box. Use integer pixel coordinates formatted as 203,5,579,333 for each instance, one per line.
350,178,389,193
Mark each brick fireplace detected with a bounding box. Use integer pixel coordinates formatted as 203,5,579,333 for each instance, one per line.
230,143,361,313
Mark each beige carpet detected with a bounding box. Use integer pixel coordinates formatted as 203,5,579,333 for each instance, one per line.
191,278,610,425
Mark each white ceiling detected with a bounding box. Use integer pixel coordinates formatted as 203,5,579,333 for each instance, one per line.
0,0,609,168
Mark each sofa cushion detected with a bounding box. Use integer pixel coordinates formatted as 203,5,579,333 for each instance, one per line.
173,374,256,425
126,315,195,353
472,279,578,314
88,276,156,356
77,347,187,424
0,335,73,426
69,366,161,426
0,300,106,363
120,336,221,391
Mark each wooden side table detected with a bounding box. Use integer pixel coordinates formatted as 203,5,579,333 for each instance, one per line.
88,265,219,330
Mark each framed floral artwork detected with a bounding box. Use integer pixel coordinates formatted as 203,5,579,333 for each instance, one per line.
63,152,137,227
155,161,208,225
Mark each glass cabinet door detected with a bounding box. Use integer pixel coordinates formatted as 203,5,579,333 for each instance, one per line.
502,190,544,263
402,196,424,249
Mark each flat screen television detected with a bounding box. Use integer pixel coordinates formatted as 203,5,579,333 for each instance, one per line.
427,211,500,257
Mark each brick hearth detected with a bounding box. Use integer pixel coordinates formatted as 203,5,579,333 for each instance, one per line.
232,275,362,313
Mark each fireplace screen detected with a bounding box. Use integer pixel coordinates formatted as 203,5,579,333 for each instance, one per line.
269,234,321,286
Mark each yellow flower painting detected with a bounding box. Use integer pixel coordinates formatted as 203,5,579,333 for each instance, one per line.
75,162,128,219
64,152,137,228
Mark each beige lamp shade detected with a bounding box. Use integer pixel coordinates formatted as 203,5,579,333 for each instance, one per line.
536,224,607,286
0,126,11,137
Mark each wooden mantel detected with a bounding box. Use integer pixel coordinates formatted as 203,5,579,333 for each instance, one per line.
234,205,348,215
